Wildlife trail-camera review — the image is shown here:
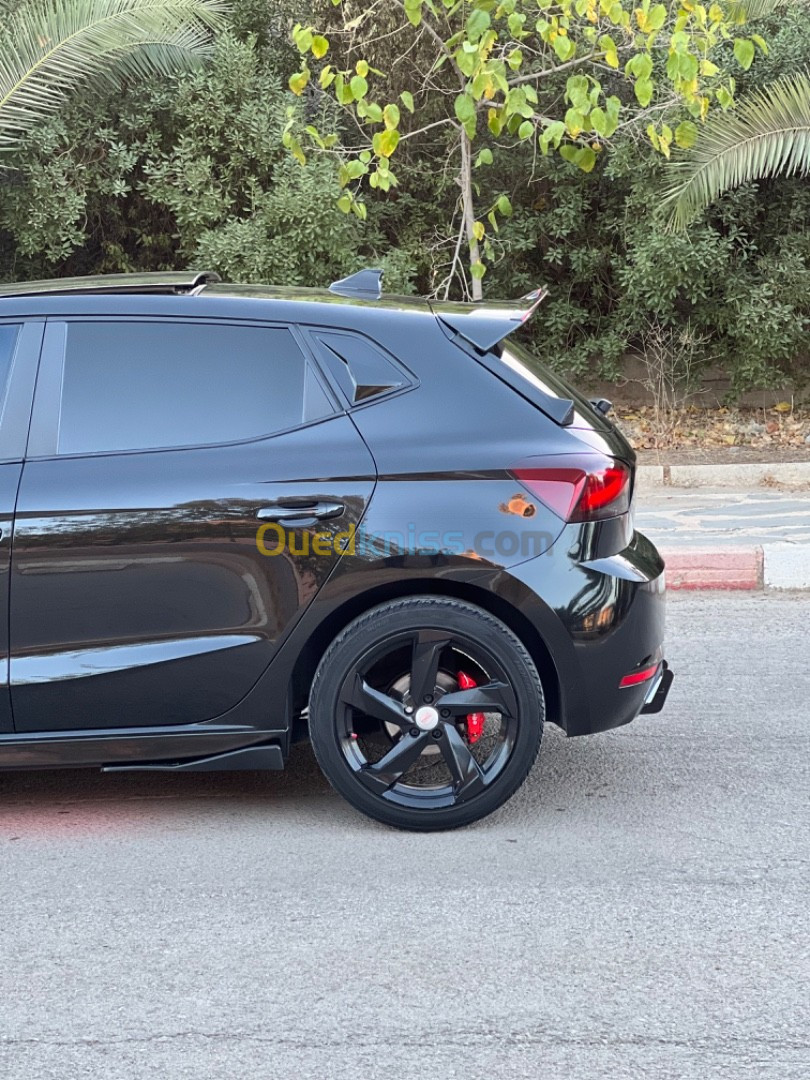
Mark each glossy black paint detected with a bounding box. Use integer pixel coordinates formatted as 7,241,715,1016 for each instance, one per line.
11,414,374,732
0,464,19,734
0,279,669,771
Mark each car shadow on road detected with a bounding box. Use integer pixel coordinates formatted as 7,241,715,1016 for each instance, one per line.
0,722,685,835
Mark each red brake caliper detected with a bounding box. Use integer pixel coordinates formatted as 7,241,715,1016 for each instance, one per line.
458,671,485,744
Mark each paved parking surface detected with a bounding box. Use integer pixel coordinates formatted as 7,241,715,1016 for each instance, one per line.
0,594,807,1079
636,488,810,548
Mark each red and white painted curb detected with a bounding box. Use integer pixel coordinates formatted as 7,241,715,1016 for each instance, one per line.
662,544,810,591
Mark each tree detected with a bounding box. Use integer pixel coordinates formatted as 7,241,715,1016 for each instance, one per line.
661,69,810,227
0,19,368,288
286,0,764,299
0,0,227,154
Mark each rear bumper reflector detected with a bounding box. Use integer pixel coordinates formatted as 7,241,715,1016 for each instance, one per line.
619,662,661,688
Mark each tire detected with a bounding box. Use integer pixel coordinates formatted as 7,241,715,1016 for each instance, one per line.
308,596,544,831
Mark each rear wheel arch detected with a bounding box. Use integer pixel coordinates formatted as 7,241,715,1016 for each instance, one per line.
288,576,562,737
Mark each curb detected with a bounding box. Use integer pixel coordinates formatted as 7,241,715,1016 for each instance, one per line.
662,543,810,591
638,460,810,491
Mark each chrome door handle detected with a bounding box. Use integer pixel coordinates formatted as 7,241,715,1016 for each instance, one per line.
256,501,345,522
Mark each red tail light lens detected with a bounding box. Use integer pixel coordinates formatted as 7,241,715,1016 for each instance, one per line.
512,456,631,523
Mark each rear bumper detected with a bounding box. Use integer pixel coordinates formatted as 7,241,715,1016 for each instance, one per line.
510,529,670,736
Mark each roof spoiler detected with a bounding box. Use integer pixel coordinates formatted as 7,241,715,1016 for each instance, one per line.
432,287,548,352
433,287,576,426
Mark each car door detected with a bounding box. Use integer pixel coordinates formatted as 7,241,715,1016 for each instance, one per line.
0,320,44,734
9,316,375,733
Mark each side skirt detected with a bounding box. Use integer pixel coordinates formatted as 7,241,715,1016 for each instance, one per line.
103,745,284,773
0,723,288,771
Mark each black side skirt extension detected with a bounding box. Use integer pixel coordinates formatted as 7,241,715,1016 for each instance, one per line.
102,744,284,773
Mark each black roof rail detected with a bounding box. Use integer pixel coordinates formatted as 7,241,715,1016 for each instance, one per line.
0,271,221,299
329,269,384,300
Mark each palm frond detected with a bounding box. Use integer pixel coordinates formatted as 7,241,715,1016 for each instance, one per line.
726,0,806,21
661,70,810,230
0,0,228,150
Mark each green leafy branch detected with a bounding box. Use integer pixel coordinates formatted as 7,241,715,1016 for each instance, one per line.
286,0,771,297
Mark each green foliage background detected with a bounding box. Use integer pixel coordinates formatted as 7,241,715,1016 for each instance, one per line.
0,0,808,394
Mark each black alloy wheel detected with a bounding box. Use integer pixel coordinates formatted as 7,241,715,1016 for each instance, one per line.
308,597,545,830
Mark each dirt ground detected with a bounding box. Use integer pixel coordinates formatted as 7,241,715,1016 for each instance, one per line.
613,404,810,465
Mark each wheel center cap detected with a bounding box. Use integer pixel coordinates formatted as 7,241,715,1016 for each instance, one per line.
414,705,440,731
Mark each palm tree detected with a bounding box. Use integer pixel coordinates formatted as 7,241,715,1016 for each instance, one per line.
0,0,227,153
660,70,810,229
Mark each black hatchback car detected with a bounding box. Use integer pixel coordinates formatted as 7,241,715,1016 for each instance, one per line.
0,269,671,830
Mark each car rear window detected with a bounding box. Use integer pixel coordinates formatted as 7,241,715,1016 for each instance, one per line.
57,320,332,454
497,338,611,428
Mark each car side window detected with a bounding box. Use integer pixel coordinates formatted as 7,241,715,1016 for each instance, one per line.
56,321,332,455
312,330,408,404
0,324,20,418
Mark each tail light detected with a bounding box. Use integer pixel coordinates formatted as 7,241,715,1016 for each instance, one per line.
511,455,631,523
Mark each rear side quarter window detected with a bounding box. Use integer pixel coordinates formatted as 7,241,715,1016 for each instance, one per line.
310,330,412,406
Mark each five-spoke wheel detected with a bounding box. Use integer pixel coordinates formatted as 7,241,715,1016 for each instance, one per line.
309,597,544,830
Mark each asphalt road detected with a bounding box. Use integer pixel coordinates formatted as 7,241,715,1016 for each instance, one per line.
0,594,807,1079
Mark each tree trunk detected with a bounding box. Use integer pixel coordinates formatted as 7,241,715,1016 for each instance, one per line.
460,130,483,301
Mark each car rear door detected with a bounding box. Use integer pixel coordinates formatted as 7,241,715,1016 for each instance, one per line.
0,320,43,734
9,316,375,733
